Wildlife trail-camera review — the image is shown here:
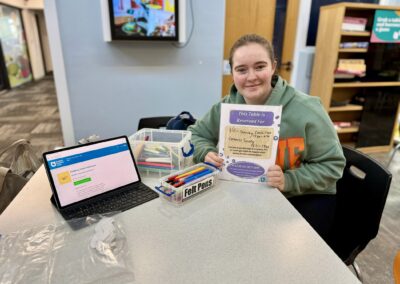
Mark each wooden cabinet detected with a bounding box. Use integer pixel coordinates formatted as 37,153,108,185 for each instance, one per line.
310,2,400,153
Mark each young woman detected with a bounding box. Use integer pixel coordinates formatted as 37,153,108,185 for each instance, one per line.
188,34,345,242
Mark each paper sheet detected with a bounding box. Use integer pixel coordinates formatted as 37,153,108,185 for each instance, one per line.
218,103,282,183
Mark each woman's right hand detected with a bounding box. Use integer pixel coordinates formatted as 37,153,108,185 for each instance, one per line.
204,151,224,168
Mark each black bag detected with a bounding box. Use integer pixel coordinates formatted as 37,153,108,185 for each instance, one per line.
166,111,196,130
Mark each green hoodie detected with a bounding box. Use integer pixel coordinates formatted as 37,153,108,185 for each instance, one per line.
188,76,345,197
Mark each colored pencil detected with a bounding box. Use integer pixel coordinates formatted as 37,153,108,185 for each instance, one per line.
145,157,173,163
137,161,174,169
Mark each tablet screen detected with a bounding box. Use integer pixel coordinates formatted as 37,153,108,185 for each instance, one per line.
44,137,139,207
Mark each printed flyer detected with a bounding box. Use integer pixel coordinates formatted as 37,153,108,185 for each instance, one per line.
218,103,282,184
370,10,400,43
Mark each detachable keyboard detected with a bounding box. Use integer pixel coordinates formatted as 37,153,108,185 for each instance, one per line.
63,183,159,220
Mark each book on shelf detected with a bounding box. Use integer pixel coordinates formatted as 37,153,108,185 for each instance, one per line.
333,121,360,130
334,71,357,79
339,42,369,49
336,59,366,77
334,121,352,129
342,17,367,32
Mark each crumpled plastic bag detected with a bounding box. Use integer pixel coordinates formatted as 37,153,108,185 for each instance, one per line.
0,214,134,284
0,139,41,179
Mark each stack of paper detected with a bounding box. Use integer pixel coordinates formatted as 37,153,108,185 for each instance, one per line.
342,17,367,32
335,59,366,79
333,121,360,130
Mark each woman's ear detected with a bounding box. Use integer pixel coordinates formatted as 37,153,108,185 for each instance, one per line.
272,60,278,72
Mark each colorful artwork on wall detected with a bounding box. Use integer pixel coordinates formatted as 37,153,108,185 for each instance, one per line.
109,0,178,41
0,4,32,88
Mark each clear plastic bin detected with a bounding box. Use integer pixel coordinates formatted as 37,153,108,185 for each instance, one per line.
154,163,220,205
129,128,194,175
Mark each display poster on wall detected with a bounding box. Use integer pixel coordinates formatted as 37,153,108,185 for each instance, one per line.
0,4,32,88
218,103,282,184
371,10,400,43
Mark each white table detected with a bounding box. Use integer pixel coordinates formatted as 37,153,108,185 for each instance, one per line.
0,166,360,283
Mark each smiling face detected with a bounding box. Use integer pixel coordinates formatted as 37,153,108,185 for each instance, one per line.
231,43,276,105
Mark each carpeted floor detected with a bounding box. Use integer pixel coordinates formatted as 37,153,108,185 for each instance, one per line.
0,76,399,283
0,75,63,164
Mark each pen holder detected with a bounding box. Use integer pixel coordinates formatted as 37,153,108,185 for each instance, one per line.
154,163,220,205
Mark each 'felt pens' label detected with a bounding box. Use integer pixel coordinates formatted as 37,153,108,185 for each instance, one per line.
182,176,214,201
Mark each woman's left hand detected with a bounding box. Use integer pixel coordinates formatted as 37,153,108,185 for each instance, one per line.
267,165,285,191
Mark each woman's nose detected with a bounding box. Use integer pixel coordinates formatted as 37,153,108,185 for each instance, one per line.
247,69,257,80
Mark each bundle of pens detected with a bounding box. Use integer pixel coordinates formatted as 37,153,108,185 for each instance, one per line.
130,129,194,175
166,166,213,188
137,144,177,170
155,163,220,204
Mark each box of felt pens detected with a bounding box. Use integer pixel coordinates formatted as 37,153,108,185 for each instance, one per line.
154,163,220,204
129,129,194,175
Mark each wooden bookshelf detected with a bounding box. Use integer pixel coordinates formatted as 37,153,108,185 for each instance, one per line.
310,2,400,153
333,82,400,88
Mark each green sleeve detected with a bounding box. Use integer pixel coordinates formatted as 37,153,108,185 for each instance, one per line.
282,112,346,197
188,102,222,163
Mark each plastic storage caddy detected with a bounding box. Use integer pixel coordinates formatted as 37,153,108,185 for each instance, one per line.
154,163,219,205
129,128,194,175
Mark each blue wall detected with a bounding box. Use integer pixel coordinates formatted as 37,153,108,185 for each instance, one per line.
55,0,225,141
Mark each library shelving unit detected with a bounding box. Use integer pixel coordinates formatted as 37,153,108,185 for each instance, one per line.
310,2,400,153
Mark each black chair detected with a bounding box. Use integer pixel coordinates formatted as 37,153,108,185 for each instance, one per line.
137,116,173,131
329,145,392,281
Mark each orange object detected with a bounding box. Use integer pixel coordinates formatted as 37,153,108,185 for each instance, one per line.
394,251,400,284
174,166,206,180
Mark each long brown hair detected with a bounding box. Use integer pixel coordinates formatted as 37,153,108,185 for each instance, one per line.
228,34,276,72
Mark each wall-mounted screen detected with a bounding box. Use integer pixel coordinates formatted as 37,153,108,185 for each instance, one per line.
108,0,179,41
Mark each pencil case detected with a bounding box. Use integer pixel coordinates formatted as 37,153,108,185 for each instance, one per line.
154,163,220,205
129,128,194,175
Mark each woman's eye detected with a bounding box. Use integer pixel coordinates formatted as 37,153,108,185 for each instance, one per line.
236,68,247,74
255,65,266,70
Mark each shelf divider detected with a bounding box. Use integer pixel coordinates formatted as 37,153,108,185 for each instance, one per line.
336,126,359,134
333,81,400,88
329,104,363,112
338,48,368,53
341,31,371,37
